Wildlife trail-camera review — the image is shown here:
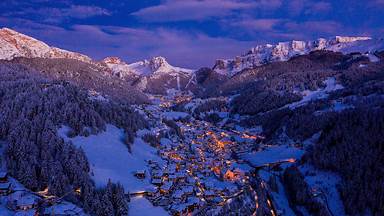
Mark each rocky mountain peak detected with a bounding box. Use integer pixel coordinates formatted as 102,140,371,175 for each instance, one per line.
148,56,170,71
102,56,125,65
213,36,383,77
333,36,371,44
0,27,92,63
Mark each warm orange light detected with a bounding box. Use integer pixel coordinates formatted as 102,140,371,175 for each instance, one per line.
287,158,296,163
75,188,81,195
224,170,236,181
220,132,229,137
212,166,221,175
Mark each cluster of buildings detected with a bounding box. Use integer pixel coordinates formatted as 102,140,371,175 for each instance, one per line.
135,94,264,215
0,171,86,215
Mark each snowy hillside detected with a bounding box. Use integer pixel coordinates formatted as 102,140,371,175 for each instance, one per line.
59,124,164,193
214,36,384,76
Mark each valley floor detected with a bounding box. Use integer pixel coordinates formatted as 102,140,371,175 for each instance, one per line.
56,92,345,216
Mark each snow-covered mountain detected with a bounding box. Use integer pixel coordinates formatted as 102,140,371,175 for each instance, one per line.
0,27,193,78
102,56,194,77
0,27,197,95
214,36,384,76
101,56,196,94
0,27,92,63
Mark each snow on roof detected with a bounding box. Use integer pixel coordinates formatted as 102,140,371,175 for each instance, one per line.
44,201,86,215
170,203,188,213
13,192,40,206
204,176,238,191
0,182,11,189
0,172,7,178
204,190,215,196
14,210,36,216
181,185,194,193
151,179,162,184
161,181,173,191
173,189,184,199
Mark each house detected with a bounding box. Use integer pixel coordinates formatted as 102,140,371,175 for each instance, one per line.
169,203,189,216
211,196,225,205
155,197,171,206
172,189,186,202
160,181,173,194
0,172,8,183
7,191,41,211
151,178,162,186
203,190,216,200
168,174,177,182
176,172,187,183
181,185,194,196
146,187,158,197
134,170,146,179
152,170,163,179
186,197,201,212
0,182,12,195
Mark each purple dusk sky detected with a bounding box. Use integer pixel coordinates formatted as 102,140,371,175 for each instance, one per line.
1,0,384,68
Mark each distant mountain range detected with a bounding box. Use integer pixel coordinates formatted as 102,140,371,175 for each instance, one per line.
0,28,193,77
213,36,384,77
1,27,383,96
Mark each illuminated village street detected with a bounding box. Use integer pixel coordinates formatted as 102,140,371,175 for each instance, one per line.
132,94,303,216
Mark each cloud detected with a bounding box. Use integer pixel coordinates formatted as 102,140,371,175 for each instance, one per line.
64,5,111,18
230,18,284,31
286,21,342,34
286,0,332,16
370,0,384,7
131,0,268,22
2,19,254,68
310,2,332,13
5,5,111,23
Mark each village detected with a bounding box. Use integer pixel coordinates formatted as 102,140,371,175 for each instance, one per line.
0,170,86,215
0,92,301,216
132,93,284,215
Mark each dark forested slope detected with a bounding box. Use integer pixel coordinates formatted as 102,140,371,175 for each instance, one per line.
6,57,149,104
0,62,147,215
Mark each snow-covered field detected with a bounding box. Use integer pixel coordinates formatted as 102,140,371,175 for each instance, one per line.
59,124,164,193
129,196,168,216
241,145,304,167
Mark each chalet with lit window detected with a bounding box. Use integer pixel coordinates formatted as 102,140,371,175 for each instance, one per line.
151,178,162,186
0,172,8,183
7,191,41,211
0,182,12,195
160,181,173,194
134,170,146,179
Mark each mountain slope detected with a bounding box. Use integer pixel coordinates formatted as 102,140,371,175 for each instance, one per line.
0,27,92,63
213,36,384,77
7,57,149,104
